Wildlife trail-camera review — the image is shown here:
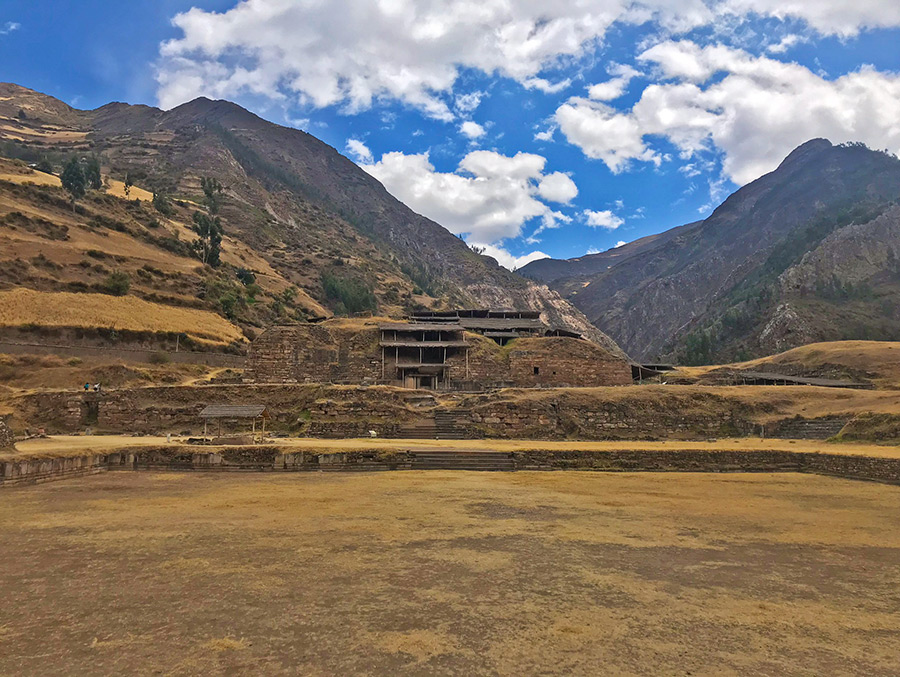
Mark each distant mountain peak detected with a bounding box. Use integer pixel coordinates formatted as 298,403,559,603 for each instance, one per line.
775,138,833,172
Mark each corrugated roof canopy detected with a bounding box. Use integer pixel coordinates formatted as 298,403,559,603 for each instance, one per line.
379,322,464,331
200,405,270,419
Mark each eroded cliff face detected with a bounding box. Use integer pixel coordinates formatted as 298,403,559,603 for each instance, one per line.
779,206,900,295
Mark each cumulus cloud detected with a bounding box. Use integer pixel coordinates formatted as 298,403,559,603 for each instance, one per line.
345,138,373,164
360,149,577,246
583,209,624,229
615,240,627,247
470,244,550,270
459,120,486,139
558,40,900,184
155,1,752,114
537,172,578,204
722,0,900,37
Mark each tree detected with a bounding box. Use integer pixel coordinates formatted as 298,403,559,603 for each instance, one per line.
84,155,102,191
152,190,174,216
60,157,86,210
102,270,131,296
191,211,223,267
35,159,53,174
124,172,134,198
236,267,256,285
200,176,224,215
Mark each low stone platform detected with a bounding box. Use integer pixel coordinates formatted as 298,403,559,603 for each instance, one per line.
3,444,900,486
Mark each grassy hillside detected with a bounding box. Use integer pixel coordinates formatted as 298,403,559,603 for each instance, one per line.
0,288,245,345
673,340,900,389
0,83,621,354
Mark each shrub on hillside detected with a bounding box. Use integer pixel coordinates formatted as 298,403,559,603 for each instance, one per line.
102,270,131,296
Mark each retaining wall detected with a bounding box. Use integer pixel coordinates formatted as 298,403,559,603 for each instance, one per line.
4,446,899,487
0,341,245,367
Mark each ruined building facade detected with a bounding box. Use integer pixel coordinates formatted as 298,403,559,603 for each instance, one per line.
244,313,633,389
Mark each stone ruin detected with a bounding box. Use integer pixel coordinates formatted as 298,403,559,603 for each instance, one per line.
0,419,15,451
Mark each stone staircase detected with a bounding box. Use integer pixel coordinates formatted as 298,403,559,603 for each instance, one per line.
398,409,471,440
410,450,515,471
434,409,471,440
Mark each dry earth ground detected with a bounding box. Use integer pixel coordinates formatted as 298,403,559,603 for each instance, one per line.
1,471,898,675
6,434,900,461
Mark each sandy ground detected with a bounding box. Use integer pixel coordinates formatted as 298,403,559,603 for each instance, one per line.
0,471,898,675
6,433,900,461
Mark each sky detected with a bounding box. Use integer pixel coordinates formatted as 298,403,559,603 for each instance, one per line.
2,1,900,269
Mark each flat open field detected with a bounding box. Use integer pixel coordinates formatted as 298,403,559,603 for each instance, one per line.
7,434,900,461
1,472,898,675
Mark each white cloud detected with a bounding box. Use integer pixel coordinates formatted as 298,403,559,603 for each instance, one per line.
470,243,550,270
587,63,640,101
460,120,486,139
361,149,577,245
455,91,484,114
537,172,578,204
1,21,20,35
615,240,627,247
154,1,900,121
722,0,900,37
766,33,806,54
559,40,900,184
583,209,624,229
154,1,741,115
345,138,373,164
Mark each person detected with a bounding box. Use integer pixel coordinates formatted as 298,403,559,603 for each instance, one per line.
84,382,90,392
93,383,101,393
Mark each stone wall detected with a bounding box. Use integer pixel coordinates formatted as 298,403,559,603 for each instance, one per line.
243,324,381,383
0,419,15,450
506,338,633,387
12,384,420,435
247,324,633,389
4,446,899,487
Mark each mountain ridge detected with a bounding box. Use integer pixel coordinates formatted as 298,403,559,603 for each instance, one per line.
0,82,626,357
521,139,900,363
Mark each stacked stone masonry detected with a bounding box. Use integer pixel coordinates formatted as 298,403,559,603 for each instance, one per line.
245,323,632,389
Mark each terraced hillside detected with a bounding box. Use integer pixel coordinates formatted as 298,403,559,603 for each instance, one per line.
0,83,621,354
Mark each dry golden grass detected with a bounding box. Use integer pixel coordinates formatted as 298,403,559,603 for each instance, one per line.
6,434,900,462
0,170,61,187
675,340,900,388
495,383,900,422
1,472,898,675
104,178,154,202
0,288,245,345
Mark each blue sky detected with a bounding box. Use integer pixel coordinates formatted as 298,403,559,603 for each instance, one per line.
3,1,900,268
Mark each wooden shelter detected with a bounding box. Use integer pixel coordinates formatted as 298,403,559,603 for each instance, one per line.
200,404,271,442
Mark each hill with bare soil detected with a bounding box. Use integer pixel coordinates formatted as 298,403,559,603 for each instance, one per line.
0,83,622,355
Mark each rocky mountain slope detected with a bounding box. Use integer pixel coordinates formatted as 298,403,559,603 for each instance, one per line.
521,140,900,363
0,83,621,355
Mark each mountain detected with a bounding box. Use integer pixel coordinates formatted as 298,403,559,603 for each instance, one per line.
521,139,900,363
0,83,623,355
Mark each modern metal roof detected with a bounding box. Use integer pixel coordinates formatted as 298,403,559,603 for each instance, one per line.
411,309,542,319
734,371,870,389
200,405,271,419
379,340,470,348
458,317,545,330
379,322,465,331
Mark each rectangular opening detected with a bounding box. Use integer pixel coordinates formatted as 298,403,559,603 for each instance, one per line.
533,366,540,375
